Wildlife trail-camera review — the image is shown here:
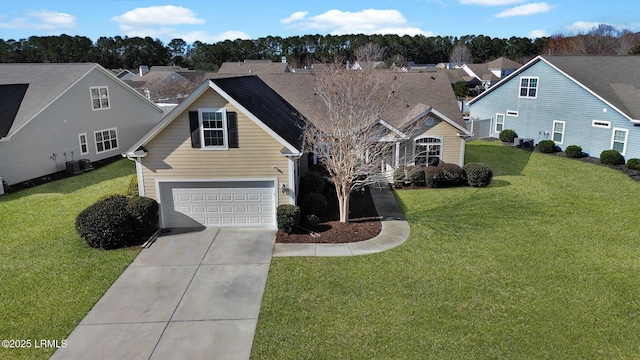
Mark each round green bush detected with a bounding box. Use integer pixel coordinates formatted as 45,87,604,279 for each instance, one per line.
393,167,406,188
564,145,583,158
424,166,445,188
499,129,517,143
407,166,426,186
277,204,300,234
300,193,328,217
626,158,640,170
301,171,327,195
463,163,493,187
439,163,466,186
537,140,558,153
600,150,625,165
75,195,137,249
127,196,159,239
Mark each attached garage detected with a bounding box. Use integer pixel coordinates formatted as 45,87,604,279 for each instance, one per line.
158,180,277,228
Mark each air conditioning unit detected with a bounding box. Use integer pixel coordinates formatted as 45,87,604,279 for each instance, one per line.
79,159,94,171
513,137,522,146
66,161,81,175
0,177,6,195
521,138,534,150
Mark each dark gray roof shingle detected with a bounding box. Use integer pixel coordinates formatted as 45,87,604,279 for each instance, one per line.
211,76,306,151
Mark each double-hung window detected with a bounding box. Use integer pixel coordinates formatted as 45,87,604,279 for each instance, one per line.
552,121,565,144
78,133,89,155
495,113,505,133
200,109,227,149
519,77,538,98
94,128,118,153
90,86,110,110
611,128,628,155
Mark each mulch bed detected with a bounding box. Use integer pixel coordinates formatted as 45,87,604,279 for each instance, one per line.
549,151,640,180
276,186,382,244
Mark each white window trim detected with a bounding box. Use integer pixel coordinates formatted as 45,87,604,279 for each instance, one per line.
611,127,629,155
94,127,119,154
552,120,565,144
506,110,519,117
592,120,611,129
89,86,110,111
78,133,89,155
199,108,228,150
518,76,539,99
495,113,505,134
413,136,443,166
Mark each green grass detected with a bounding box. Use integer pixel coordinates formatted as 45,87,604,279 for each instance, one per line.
252,140,640,359
0,159,139,360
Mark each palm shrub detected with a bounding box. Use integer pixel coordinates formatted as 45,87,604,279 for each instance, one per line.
393,167,406,188
626,158,640,170
424,166,445,188
439,163,466,186
277,204,300,234
564,145,583,158
499,129,517,143
537,140,558,153
600,150,625,165
407,166,426,186
463,163,493,187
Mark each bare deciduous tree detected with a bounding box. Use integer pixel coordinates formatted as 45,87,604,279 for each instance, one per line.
144,74,204,103
304,64,402,222
449,44,473,67
354,42,386,62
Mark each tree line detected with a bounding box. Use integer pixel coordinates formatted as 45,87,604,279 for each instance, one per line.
1,26,638,70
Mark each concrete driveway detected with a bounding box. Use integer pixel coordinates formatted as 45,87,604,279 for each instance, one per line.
51,228,276,360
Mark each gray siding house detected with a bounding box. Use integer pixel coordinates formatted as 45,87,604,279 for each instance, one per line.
468,55,640,159
0,63,165,186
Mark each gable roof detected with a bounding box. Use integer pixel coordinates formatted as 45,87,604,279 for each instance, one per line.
0,63,163,140
0,84,28,138
249,70,464,131
469,55,640,121
487,57,521,70
126,75,305,155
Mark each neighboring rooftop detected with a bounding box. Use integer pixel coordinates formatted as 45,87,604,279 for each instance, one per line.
217,60,290,75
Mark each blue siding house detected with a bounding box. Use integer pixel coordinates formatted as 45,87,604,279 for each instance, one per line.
468,55,640,159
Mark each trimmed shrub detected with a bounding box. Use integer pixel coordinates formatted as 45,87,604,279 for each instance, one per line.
424,166,445,188
126,175,139,196
127,196,159,239
393,167,406,188
300,193,328,217
626,158,640,170
499,129,517,143
407,166,426,186
564,145,583,158
277,204,301,234
301,171,326,195
464,163,493,187
76,195,137,249
600,150,625,165
439,163,466,186
537,140,559,153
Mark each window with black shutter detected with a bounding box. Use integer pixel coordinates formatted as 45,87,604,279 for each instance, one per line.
227,112,238,148
189,111,201,148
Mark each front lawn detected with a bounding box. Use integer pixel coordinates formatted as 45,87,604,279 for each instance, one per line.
252,140,640,359
0,159,139,360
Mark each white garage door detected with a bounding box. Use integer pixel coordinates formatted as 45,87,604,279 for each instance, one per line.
159,181,276,228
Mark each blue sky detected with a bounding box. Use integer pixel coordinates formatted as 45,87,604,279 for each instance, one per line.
1,0,638,44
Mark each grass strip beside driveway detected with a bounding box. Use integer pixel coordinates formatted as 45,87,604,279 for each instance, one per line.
0,159,139,360
252,140,640,359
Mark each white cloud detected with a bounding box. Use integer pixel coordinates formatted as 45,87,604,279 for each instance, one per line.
0,10,77,31
111,6,205,26
281,9,433,36
528,29,548,38
460,0,525,5
495,2,555,18
281,11,308,25
112,5,248,43
564,21,637,35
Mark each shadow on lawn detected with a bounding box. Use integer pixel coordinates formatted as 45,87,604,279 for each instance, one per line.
466,140,534,177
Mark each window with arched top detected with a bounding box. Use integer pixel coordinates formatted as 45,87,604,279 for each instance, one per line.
414,136,442,166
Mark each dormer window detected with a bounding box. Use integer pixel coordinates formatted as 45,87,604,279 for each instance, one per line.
90,86,110,110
